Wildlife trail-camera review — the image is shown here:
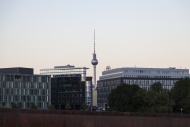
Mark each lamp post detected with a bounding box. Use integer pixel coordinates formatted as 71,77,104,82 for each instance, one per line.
181,108,183,114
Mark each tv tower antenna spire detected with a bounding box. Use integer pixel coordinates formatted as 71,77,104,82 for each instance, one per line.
94,29,95,53
91,29,98,90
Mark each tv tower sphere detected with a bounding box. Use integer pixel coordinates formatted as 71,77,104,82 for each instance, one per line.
91,54,98,65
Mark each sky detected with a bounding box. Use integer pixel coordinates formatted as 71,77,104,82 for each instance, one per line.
0,0,190,80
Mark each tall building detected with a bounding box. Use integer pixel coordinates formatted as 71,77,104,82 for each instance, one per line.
91,30,98,106
97,67,190,108
40,65,93,109
0,67,51,109
91,30,98,89
51,74,86,110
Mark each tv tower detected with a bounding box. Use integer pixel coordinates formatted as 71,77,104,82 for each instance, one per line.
91,29,98,90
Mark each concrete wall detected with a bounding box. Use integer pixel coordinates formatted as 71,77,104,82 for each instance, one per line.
0,108,190,127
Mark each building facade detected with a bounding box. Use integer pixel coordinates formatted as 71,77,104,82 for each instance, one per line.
40,65,93,108
97,67,190,108
0,67,51,109
51,75,92,110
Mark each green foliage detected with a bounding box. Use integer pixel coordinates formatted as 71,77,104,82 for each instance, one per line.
11,102,18,109
171,78,190,113
143,82,174,113
108,84,143,112
31,103,38,109
108,82,174,113
150,82,163,92
105,107,113,112
2,102,5,107
134,89,149,112
0,104,8,108
0,103,11,108
48,104,55,110
0,105,3,108
65,103,72,110
81,102,87,110
144,90,174,113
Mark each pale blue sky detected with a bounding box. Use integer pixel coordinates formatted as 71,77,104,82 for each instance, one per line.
0,0,190,79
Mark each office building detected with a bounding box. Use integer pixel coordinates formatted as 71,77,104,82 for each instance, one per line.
97,67,190,108
40,65,93,109
0,67,51,109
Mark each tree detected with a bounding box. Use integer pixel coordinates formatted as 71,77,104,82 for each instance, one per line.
31,102,38,109
108,84,144,112
134,89,149,112
2,102,5,107
65,103,72,110
144,89,174,113
108,83,175,113
142,82,174,113
11,102,18,109
81,102,87,110
150,82,163,92
171,78,190,113
0,103,11,108
48,104,55,110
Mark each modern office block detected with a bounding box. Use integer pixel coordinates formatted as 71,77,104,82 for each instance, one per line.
97,67,190,108
40,65,93,109
51,74,85,110
0,67,51,109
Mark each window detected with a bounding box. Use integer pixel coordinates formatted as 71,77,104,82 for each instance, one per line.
38,77,41,82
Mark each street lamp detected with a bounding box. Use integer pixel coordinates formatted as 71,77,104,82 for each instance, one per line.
181,108,183,114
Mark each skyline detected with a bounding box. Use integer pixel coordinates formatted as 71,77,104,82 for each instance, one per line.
0,0,190,80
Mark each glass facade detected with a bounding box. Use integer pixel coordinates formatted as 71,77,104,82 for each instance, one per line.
40,65,93,107
0,73,51,109
40,65,89,81
85,80,93,106
51,74,85,110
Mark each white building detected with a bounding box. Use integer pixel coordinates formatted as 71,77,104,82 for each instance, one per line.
97,67,190,108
